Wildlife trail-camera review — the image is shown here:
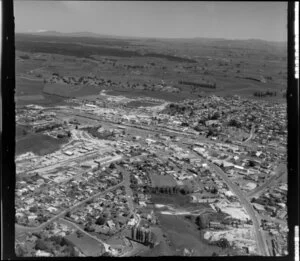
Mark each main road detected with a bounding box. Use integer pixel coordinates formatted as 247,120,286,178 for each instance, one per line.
205,160,270,256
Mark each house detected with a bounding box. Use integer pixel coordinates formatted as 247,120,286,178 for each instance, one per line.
36,250,52,257
252,203,265,212
107,220,116,229
47,206,58,213
28,214,38,222
234,165,244,170
209,221,223,229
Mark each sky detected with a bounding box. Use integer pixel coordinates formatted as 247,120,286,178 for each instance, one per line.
14,1,287,42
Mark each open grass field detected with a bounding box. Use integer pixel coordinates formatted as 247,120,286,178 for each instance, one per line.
16,133,68,156
150,193,209,208
126,100,161,108
107,89,188,102
155,214,235,256
43,83,101,98
15,78,44,96
64,232,105,257
15,77,71,107
149,174,177,187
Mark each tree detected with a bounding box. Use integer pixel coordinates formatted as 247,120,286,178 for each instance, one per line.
15,245,26,256
228,119,241,128
211,112,220,120
50,235,63,246
95,217,106,226
109,163,116,169
216,238,230,248
248,160,256,167
76,230,83,238
35,239,48,251
29,206,38,213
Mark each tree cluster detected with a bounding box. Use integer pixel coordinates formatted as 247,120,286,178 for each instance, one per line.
150,185,191,195
253,91,277,97
228,119,242,128
178,80,216,89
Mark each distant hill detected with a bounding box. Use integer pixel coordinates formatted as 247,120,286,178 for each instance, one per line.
17,31,287,47
19,30,141,40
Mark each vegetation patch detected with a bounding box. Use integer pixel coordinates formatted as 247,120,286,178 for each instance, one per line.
149,174,177,187
43,83,101,98
16,78,44,96
16,133,68,156
64,231,105,257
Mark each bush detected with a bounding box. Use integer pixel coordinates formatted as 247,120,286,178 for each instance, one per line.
35,239,49,251
95,217,106,226
29,206,38,213
211,112,220,120
216,238,230,248
228,119,241,128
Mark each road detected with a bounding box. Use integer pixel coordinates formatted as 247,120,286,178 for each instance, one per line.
259,214,286,225
206,161,269,256
180,141,270,256
16,105,282,256
190,146,269,256
55,109,196,139
15,180,125,234
17,150,100,175
243,124,255,143
117,165,140,226
60,218,111,252
247,163,286,198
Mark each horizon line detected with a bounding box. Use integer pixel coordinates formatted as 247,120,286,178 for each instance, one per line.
15,30,287,44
